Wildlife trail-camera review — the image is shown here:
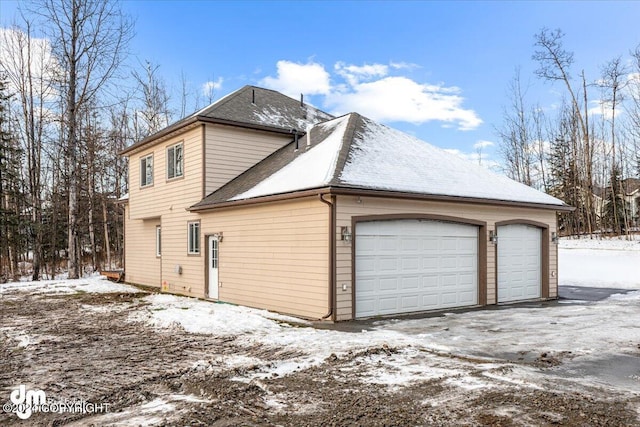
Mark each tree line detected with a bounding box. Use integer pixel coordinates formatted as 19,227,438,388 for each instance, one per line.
2,10,635,283
498,29,640,238
0,0,213,282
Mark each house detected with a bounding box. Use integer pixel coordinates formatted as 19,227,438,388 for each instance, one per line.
120,85,571,321
593,178,640,230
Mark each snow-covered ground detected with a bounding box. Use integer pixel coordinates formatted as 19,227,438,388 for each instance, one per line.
1,238,639,424
0,274,140,295
559,237,640,289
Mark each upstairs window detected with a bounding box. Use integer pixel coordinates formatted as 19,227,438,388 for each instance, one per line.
140,154,153,187
167,143,184,179
188,221,200,255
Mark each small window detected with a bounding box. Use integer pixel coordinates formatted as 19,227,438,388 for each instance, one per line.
140,154,153,187
156,226,161,257
167,143,184,179
188,221,200,254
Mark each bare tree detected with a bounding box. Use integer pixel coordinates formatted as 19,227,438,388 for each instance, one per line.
0,22,55,280
33,0,132,278
497,68,535,186
533,28,595,235
599,56,629,235
132,60,173,138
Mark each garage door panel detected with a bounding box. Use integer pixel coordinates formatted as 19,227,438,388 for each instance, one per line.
421,294,439,307
401,256,420,271
356,219,479,318
401,237,420,252
422,275,439,288
401,276,420,289
379,297,400,312
400,295,420,310
378,236,398,251
497,224,541,303
457,255,475,269
357,277,376,294
357,236,377,253
356,257,376,275
379,257,398,272
440,256,458,269
379,277,399,291
422,257,439,270
421,238,439,252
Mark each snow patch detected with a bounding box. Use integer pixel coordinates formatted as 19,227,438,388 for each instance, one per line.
231,115,349,200
340,118,564,206
0,274,140,295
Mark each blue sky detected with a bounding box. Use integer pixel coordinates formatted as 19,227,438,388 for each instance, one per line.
2,1,640,168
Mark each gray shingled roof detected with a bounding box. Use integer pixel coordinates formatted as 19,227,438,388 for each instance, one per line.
191,113,568,210
121,85,334,155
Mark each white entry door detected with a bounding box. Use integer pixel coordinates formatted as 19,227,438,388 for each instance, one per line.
208,236,219,299
355,219,478,318
497,224,541,302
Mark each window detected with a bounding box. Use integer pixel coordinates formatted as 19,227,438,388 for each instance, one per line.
167,143,184,179
140,154,153,187
188,221,200,254
156,226,161,257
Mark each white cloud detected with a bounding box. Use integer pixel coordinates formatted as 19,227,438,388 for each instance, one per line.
0,27,58,99
202,77,224,97
260,60,482,131
587,99,621,120
390,61,419,70
335,61,389,86
260,60,331,98
473,140,495,150
327,75,482,131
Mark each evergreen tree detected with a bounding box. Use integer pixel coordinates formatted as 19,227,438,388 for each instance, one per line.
0,75,25,281
603,166,627,234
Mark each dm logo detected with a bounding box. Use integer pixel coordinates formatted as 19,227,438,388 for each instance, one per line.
10,385,46,420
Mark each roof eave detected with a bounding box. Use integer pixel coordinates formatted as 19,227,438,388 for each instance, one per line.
119,116,305,157
189,185,574,212
189,187,332,212
329,187,575,212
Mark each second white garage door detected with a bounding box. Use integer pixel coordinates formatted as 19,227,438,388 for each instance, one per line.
497,224,542,302
355,219,478,318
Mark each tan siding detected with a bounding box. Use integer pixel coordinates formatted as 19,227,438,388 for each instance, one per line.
128,127,203,220
205,125,291,194
125,127,205,289
335,195,558,321
124,210,161,287
201,198,330,319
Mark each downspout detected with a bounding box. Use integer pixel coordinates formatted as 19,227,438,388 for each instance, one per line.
318,193,335,320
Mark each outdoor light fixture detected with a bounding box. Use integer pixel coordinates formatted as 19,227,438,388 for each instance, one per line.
551,232,558,244
489,230,498,244
341,226,352,242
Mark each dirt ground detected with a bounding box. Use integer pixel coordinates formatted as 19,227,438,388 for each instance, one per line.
1,289,638,426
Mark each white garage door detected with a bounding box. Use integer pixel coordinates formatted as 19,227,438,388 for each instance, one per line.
355,219,478,318
497,224,541,302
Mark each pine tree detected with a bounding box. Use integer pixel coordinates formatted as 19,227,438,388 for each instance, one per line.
603,166,627,234
0,75,25,281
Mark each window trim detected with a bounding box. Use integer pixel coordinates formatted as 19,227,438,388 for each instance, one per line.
156,226,161,257
188,221,201,255
166,142,184,181
140,153,154,188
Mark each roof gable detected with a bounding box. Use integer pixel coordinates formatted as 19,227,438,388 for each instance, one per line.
192,112,568,210
337,115,564,206
121,85,333,155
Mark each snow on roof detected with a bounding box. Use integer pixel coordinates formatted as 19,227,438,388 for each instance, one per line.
122,86,334,155
220,113,566,207
340,117,565,206
231,115,350,201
